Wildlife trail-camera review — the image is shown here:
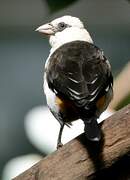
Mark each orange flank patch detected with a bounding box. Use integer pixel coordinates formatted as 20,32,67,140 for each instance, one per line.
55,96,79,122
55,96,65,109
96,95,106,111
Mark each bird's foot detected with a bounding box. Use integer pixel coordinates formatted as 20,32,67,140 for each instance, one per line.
57,142,63,149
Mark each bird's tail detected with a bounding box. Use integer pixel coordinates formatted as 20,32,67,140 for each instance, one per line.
83,117,101,141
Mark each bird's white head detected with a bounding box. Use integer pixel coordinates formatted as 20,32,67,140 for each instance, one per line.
36,15,93,52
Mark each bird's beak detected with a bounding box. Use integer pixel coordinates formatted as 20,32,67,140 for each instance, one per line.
35,23,54,35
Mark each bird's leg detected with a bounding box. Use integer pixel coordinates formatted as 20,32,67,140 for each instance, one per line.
57,123,65,149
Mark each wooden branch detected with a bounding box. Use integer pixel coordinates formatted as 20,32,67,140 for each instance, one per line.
13,104,130,180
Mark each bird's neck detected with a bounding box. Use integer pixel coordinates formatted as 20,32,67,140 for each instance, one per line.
49,27,93,54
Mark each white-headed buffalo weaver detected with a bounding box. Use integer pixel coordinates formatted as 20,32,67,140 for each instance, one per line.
36,15,113,149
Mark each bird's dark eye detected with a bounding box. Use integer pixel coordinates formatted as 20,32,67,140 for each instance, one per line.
58,22,67,31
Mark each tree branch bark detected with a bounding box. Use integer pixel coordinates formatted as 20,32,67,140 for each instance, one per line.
13,104,130,180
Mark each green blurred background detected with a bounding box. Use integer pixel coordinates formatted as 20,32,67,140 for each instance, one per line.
0,0,130,178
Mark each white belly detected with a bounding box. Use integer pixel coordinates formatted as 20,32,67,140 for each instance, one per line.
44,73,59,113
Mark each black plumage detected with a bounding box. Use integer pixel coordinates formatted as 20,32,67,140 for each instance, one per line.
46,41,112,114
45,41,113,146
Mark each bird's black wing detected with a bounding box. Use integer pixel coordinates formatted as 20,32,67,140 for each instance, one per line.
46,41,113,109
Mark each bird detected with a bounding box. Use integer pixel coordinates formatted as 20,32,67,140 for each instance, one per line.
36,15,113,149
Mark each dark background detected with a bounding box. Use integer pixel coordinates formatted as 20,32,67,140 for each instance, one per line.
0,0,130,178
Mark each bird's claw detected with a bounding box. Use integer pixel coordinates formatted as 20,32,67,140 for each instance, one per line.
57,142,63,149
